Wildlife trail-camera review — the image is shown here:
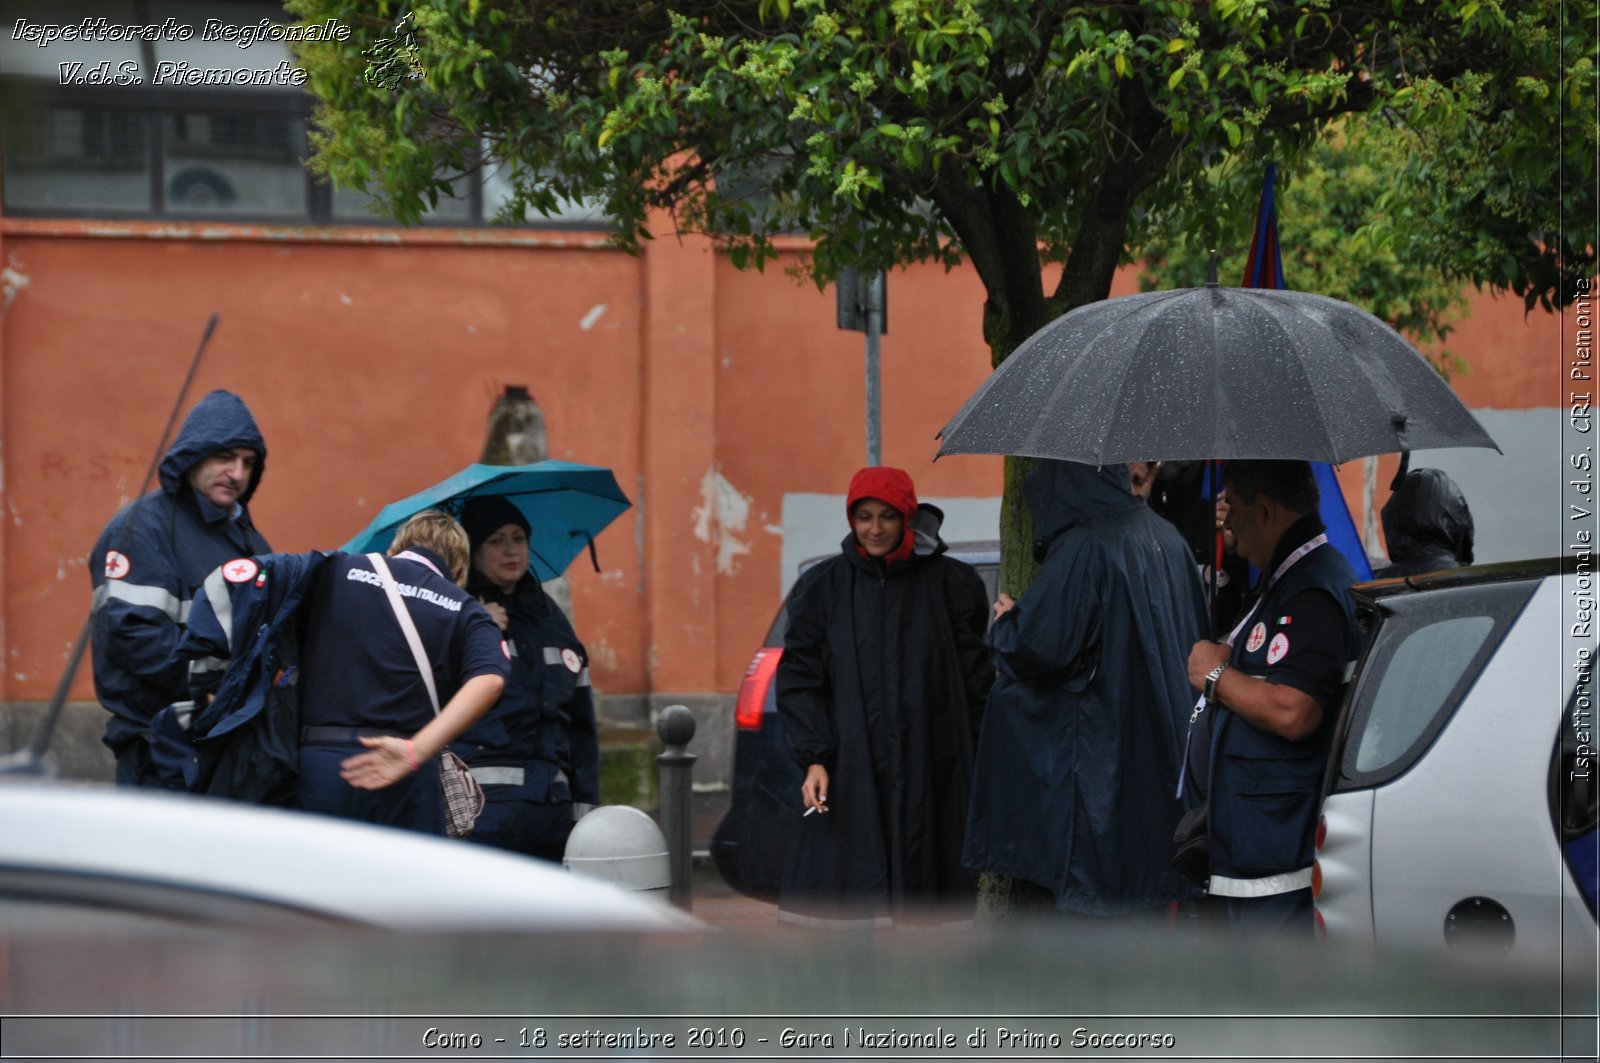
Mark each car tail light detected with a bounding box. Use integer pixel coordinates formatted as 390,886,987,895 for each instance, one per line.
1315,814,1327,851
734,648,782,730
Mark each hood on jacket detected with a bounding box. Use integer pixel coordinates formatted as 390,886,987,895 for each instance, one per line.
158,390,268,506
846,466,920,567
846,466,918,521
1382,467,1474,566
1025,460,1140,555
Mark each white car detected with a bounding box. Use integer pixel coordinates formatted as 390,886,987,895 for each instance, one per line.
0,779,699,933
1315,559,1597,959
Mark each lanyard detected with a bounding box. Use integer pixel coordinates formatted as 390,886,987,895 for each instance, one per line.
393,549,445,581
1177,533,1329,799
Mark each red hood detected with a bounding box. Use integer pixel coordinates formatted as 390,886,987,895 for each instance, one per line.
846,466,919,568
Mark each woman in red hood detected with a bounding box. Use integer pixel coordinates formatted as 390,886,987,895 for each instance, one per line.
775,466,993,927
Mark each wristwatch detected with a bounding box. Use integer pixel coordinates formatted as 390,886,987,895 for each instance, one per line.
1204,662,1229,702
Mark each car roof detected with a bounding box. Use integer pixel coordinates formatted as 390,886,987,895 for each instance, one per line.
0,779,699,932
1355,556,1567,602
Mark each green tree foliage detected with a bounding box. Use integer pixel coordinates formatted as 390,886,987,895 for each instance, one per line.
289,0,1593,589
1139,121,1472,378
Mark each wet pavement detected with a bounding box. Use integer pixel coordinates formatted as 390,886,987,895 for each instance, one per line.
686,787,780,930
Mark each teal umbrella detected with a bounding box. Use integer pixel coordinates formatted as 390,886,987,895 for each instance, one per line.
342,460,631,581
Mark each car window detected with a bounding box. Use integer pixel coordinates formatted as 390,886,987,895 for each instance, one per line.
1354,615,1495,772
1332,580,1536,790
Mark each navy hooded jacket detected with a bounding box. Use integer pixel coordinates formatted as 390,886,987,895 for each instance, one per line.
963,461,1207,914
89,390,269,755
179,550,329,803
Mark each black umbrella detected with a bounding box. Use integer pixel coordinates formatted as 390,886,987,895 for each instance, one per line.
937,283,1498,464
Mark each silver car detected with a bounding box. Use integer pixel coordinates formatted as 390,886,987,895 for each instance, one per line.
1315,558,1597,958
0,779,699,933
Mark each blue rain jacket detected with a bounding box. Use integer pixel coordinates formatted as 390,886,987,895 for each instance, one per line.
964,461,1207,914
179,550,331,802
88,390,269,771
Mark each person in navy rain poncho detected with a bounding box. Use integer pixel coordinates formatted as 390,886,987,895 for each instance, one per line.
451,496,601,860
294,511,508,835
777,467,992,927
88,389,271,789
964,460,1206,915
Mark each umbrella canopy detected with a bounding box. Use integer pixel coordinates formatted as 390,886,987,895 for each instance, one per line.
342,460,631,581
937,284,1499,466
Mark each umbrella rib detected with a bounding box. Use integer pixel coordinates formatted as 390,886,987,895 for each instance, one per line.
1269,293,1378,463
1026,292,1179,464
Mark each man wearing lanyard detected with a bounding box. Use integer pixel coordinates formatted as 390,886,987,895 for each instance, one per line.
1185,460,1359,934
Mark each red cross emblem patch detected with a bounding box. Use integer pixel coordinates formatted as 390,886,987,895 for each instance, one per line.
222,558,260,584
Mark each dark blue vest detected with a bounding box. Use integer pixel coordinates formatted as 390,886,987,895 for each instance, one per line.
1207,540,1358,878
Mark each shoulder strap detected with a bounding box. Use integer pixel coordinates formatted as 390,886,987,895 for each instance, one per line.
367,552,440,715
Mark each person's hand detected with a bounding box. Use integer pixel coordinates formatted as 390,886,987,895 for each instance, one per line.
1214,500,1237,554
1187,640,1232,692
341,735,419,790
801,763,829,813
993,592,1016,622
1128,460,1162,500
479,599,509,631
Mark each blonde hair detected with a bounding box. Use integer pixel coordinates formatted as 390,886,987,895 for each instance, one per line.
389,510,470,586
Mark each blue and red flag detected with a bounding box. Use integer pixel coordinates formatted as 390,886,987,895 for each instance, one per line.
1238,164,1373,581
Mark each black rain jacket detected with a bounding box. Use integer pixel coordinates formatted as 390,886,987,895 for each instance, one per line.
1374,467,1475,578
777,504,992,924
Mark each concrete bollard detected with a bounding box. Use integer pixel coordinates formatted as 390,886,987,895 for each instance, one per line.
655,704,697,910
563,806,670,893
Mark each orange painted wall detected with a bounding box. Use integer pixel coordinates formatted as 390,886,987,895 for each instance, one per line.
0,222,647,702
711,248,1005,686
0,218,1574,707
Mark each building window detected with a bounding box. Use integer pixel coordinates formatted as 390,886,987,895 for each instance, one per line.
0,0,609,229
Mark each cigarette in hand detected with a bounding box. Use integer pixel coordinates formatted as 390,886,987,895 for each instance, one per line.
804,797,828,816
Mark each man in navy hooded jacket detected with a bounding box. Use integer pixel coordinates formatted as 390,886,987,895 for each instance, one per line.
88,389,270,788
964,460,1207,915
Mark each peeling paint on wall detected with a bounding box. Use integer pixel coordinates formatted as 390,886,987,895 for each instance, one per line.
691,468,753,575
2,254,31,315
588,638,620,673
